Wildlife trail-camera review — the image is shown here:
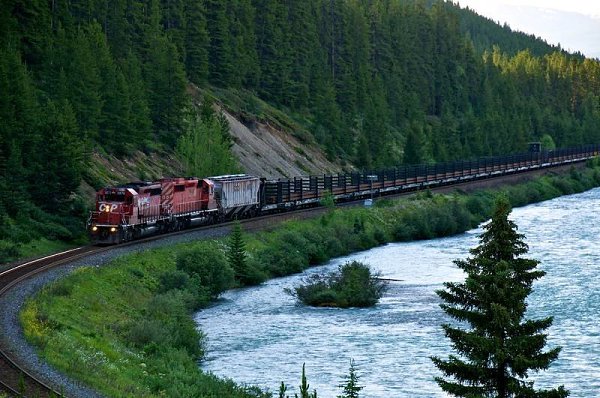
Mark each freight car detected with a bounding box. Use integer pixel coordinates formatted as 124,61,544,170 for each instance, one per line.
88,145,600,244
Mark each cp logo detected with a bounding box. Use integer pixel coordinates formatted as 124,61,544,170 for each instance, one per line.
99,204,118,212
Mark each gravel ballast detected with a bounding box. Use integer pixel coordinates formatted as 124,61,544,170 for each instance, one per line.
0,225,235,398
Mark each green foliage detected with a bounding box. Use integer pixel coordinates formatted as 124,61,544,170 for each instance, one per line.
21,246,270,398
337,359,363,398
296,363,317,398
289,261,388,308
432,196,569,397
540,134,557,150
3,0,600,260
227,221,265,285
320,191,335,208
175,241,234,299
18,167,600,395
176,97,240,177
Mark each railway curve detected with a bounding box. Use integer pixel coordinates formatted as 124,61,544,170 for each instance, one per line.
0,148,598,397
0,213,329,397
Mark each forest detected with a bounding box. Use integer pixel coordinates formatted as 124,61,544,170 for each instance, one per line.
1,0,600,259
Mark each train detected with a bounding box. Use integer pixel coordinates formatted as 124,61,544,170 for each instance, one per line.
87,145,600,244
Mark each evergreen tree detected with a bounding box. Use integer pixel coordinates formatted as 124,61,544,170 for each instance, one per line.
144,32,187,147
432,196,569,398
403,121,426,165
64,25,103,142
285,0,318,110
121,51,153,148
253,0,290,103
337,359,363,398
295,363,317,398
32,100,84,212
278,381,288,398
228,0,260,88
183,0,209,84
227,221,250,285
205,0,235,86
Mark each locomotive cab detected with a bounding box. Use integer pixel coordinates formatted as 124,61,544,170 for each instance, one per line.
88,187,138,244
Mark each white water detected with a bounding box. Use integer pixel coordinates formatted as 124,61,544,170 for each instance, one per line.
195,188,600,397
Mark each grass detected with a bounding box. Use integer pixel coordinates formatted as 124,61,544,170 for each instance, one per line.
21,245,268,398
17,238,77,261
19,160,600,397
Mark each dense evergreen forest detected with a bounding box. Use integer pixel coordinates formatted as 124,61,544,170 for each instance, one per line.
1,0,600,259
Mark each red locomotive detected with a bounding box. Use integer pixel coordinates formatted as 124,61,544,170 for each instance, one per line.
88,175,261,244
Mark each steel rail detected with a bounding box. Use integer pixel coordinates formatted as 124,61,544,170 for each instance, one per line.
0,246,113,397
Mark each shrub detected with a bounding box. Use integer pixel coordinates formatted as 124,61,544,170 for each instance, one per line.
0,240,20,263
158,269,191,293
176,243,234,298
289,261,388,308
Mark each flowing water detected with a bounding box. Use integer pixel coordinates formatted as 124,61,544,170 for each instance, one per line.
195,188,600,397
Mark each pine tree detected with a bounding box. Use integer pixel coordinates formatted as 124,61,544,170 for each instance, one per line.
228,0,260,88
295,363,317,398
183,0,209,84
205,0,234,86
227,221,250,285
253,0,290,103
32,99,84,212
432,196,569,398
337,359,363,398
144,32,187,147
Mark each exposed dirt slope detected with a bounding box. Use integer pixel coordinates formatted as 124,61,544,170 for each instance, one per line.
224,110,342,179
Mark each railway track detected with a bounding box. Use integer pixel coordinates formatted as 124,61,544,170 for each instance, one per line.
0,153,596,397
0,247,109,397
0,212,327,398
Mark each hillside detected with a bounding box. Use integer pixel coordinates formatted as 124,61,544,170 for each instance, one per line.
1,0,600,261
225,110,342,178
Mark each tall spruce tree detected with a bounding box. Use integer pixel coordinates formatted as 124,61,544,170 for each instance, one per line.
337,359,363,398
227,221,250,285
432,196,568,397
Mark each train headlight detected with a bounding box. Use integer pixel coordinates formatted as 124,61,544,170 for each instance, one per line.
92,226,98,232
110,227,117,233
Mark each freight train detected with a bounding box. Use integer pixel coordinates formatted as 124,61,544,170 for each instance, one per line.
87,145,600,244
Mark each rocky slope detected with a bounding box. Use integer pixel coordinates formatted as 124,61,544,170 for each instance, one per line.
225,109,343,179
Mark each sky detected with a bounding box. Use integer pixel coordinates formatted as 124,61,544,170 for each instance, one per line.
453,0,600,59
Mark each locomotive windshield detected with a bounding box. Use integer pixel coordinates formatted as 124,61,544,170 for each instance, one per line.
103,190,126,202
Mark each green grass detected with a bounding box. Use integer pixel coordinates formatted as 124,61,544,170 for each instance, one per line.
21,246,268,398
18,238,77,260
20,161,600,397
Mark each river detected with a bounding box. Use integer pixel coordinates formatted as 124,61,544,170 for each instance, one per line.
195,188,600,397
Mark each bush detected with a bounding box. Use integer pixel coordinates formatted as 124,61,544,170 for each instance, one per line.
158,269,191,293
129,291,205,358
176,243,234,298
0,240,20,262
289,261,388,308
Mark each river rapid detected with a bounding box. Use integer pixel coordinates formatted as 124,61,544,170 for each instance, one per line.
195,188,600,397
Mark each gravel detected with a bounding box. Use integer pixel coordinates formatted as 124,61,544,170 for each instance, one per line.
0,224,236,398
